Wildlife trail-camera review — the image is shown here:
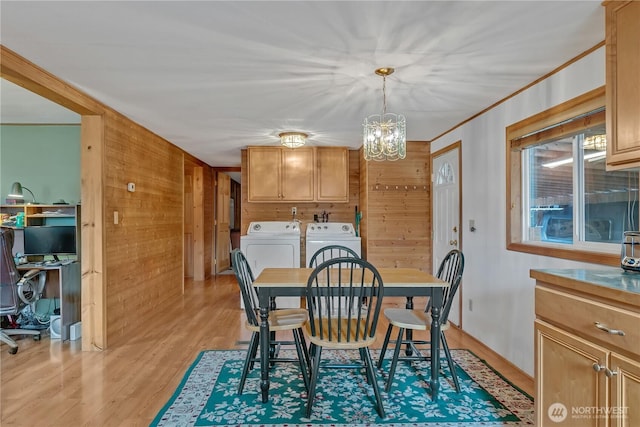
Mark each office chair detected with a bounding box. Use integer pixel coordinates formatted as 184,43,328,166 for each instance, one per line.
0,227,46,354
378,249,465,392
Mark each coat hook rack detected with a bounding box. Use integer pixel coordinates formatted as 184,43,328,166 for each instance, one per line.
372,184,428,192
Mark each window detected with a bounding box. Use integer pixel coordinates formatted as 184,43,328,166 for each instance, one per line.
507,87,639,265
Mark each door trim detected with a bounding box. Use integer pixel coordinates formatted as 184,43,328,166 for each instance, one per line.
431,140,462,327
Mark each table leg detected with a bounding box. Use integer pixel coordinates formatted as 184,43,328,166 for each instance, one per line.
429,288,443,401
405,296,414,356
259,296,271,403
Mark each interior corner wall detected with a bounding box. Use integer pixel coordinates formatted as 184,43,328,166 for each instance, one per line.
429,46,606,376
0,125,81,204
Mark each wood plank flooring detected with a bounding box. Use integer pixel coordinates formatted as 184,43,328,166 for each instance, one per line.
1,274,533,426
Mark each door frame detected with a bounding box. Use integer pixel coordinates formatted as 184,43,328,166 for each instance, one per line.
431,141,462,327
213,167,240,274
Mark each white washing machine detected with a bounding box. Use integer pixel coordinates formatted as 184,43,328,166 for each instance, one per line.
305,222,361,266
240,221,301,308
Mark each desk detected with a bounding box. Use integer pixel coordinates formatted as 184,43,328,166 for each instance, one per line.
253,267,448,403
17,262,80,340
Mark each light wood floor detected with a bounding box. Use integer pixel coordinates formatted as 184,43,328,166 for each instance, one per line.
1,274,533,426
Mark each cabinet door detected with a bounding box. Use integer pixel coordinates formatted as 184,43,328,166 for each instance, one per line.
606,1,640,170
316,147,349,202
247,147,282,201
536,320,608,427
281,147,314,201
610,353,640,427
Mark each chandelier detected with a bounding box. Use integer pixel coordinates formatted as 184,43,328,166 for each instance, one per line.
363,67,406,161
279,132,307,148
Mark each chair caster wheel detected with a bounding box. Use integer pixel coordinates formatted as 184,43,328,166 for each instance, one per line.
9,347,18,354
33,335,41,341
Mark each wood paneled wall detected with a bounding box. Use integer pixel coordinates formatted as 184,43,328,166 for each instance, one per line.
184,158,214,280
103,112,185,347
359,142,432,272
241,149,361,264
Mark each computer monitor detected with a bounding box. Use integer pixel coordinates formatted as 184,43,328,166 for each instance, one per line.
23,226,76,257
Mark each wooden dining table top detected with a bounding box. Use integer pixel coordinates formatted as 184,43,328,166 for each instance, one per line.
253,267,448,288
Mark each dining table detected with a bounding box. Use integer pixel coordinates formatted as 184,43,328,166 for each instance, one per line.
252,266,449,403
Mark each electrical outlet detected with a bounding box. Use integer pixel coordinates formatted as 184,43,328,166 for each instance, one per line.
291,207,297,215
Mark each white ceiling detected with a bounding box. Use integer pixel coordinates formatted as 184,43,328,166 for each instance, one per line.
0,1,604,167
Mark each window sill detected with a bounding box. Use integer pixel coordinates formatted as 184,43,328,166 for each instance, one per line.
507,242,619,266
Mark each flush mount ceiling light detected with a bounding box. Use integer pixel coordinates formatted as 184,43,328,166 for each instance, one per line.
279,132,308,148
363,67,406,161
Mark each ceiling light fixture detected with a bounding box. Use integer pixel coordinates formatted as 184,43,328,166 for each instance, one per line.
279,132,307,149
363,67,406,161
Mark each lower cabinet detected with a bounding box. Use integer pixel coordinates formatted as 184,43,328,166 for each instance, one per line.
536,320,640,426
534,276,640,427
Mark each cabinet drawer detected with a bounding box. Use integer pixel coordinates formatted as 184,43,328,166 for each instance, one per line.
536,286,640,357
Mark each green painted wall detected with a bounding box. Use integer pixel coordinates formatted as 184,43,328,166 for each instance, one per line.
0,125,81,204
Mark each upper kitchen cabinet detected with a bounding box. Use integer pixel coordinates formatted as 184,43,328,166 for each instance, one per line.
316,147,349,202
247,146,349,202
247,146,315,202
605,1,640,170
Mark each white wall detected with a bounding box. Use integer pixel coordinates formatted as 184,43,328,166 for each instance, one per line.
430,47,606,376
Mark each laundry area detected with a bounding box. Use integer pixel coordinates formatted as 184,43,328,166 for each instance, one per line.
239,221,302,308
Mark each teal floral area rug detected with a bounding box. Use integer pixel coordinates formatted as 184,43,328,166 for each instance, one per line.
151,349,533,426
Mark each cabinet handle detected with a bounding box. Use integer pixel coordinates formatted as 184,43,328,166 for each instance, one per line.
594,322,625,336
604,367,618,378
592,363,606,373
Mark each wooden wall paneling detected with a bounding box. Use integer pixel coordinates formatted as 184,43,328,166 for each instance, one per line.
184,156,214,280
215,172,231,273
241,149,361,265
183,174,194,278
193,167,205,281
103,110,184,347
80,115,105,350
360,142,432,271
359,150,370,260
203,167,214,279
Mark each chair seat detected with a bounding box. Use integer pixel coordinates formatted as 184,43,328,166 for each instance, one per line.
245,308,308,332
304,318,375,349
384,308,451,331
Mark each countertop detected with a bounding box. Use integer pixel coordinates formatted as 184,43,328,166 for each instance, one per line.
531,267,640,308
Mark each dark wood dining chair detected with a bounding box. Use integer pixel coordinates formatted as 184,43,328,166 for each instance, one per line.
307,244,360,268
231,249,310,394
377,249,465,392
304,257,386,418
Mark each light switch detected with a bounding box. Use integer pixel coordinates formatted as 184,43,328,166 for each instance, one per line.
114,211,119,225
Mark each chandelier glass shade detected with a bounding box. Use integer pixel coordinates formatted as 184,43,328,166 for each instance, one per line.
363,68,406,161
279,132,307,148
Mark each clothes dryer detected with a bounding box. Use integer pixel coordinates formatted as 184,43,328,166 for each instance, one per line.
240,221,301,308
305,222,361,266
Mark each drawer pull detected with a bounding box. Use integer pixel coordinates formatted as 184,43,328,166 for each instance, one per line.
592,363,606,373
594,322,625,336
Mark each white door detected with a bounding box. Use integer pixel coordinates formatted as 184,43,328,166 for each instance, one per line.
432,145,462,326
